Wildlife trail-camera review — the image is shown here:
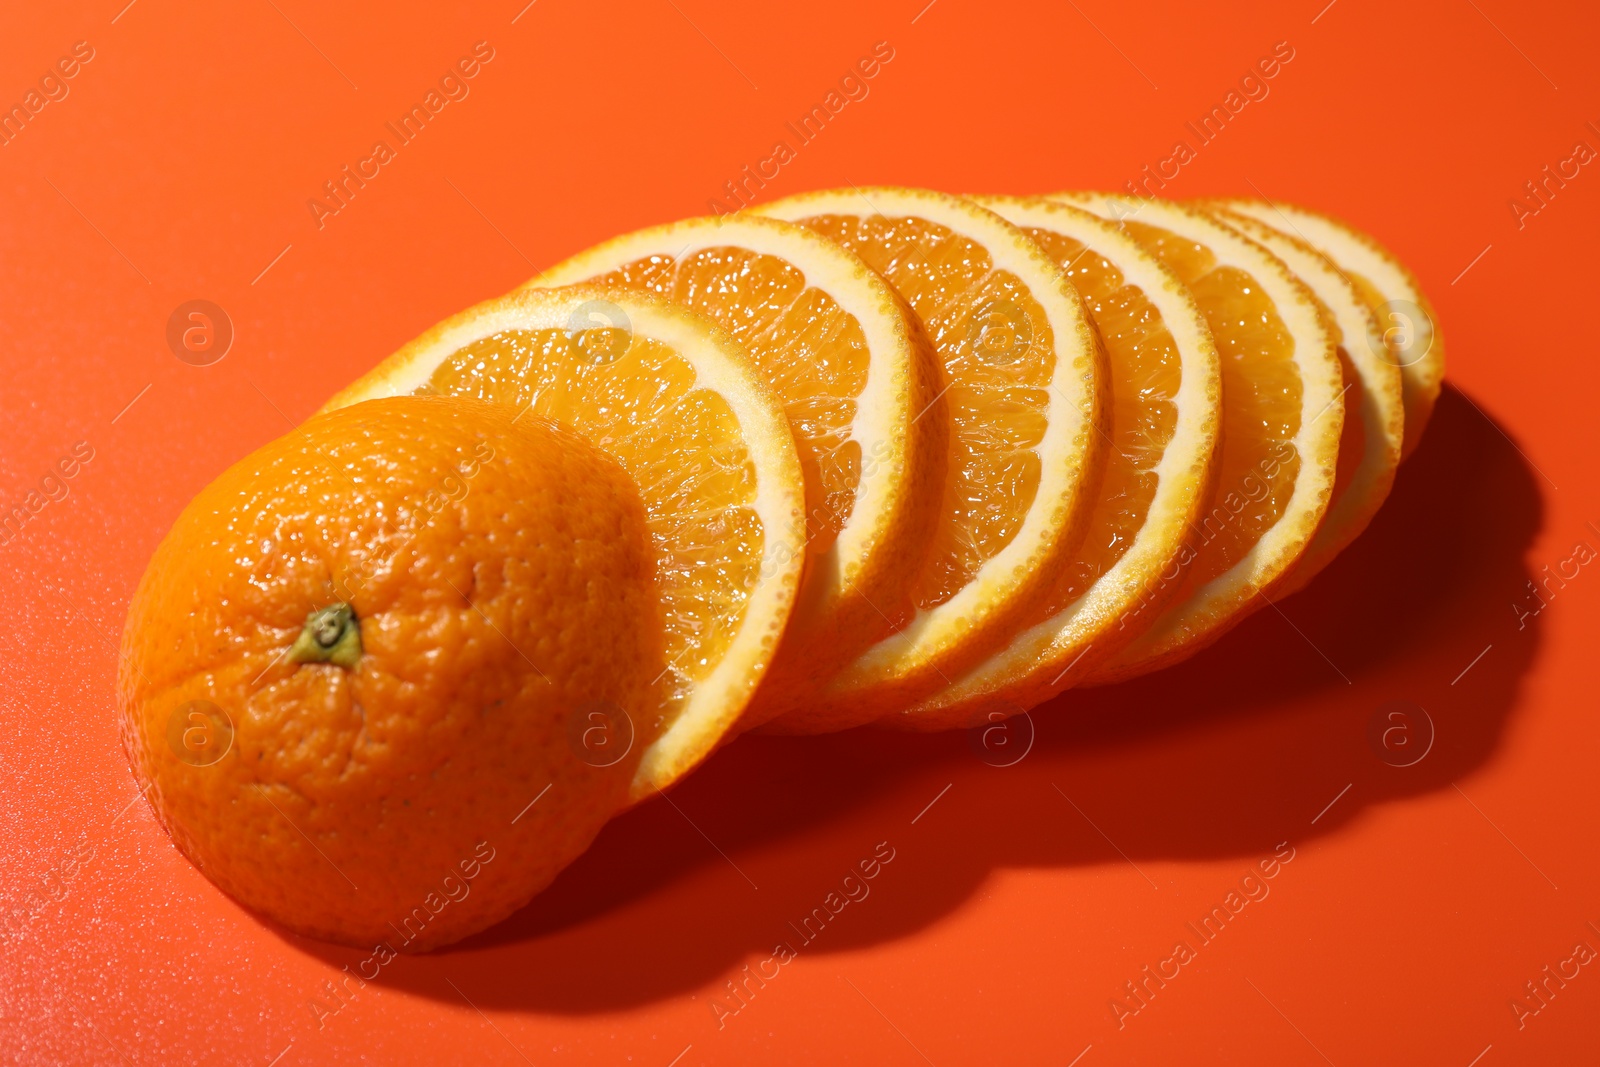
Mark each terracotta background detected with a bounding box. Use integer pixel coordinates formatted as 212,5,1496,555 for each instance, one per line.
2,0,1597,1063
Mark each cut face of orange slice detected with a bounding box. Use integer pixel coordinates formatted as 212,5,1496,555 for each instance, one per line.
754,187,1109,730
899,196,1221,727
1055,193,1343,682
527,216,943,725
1211,198,1443,461
1198,203,1405,595
322,285,806,797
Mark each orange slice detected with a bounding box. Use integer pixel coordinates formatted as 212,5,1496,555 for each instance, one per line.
526,215,943,725
1210,198,1443,460
899,195,1221,727
1055,193,1342,682
1198,203,1405,593
323,285,805,796
754,187,1108,730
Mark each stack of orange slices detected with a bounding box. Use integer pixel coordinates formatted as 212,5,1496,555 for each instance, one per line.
119,187,1443,949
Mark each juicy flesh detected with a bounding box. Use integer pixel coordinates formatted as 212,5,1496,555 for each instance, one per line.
1121,220,1303,592
427,330,763,717
587,248,870,554
797,213,1054,609
1024,227,1181,615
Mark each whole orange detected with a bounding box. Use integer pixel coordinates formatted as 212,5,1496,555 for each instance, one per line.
118,395,663,951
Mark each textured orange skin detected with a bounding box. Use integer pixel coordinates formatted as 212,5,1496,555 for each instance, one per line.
117,396,662,952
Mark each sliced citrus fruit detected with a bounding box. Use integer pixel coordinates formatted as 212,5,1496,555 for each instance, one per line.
753,187,1109,731
1054,193,1343,682
1198,203,1405,594
526,215,943,725
322,285,805,796
898,195,1221,727
1208,197,1443,460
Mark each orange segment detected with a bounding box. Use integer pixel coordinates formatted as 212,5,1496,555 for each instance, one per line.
528,216,942,723
904,196,1220,726
1198,203,1405,594
323,285,806,794
791,213,1053,607
1022,223,1181,609
576,247,865,547
754,188,1108,731
1055,194,1342,681
1210,198,1444,460
1120,217,1304,587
